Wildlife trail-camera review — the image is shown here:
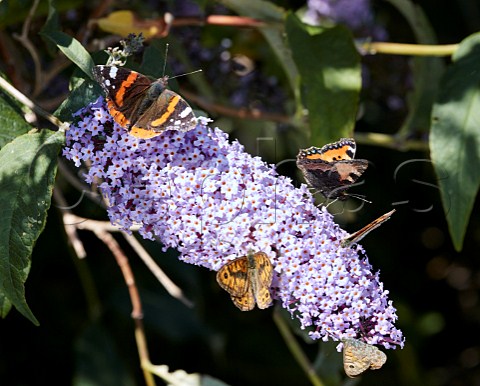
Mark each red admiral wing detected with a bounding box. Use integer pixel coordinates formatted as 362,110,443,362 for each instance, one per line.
341,209,396,247
296,138,368,200
92,65,196,139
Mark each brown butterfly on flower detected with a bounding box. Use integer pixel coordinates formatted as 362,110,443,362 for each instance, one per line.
342,338,387,378
216,251,273,311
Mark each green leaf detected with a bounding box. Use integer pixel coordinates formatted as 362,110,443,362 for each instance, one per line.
285,14,361,144
40,18,94,78
140,44,168,79
0,87,31,148
0,290,13,318
54,77,101,122
41,0,93,75
40,0,62,55
42,0,61,34
0,130,65,324
430,32,480,251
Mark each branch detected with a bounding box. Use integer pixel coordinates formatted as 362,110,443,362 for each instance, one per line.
0,76,65,129
181,89,292,124
354,132,429,152
122,233,194,308
92,227,156,386
273,308,326,386
360,41,458,57
173,15,266,28
54,189,87,259
12,0,44,96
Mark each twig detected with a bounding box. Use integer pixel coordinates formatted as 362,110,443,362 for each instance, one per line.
273,308,326,386
58,197,192,385
54,189,87,259
12,0,44,97
63,213,141,233
61,213,191,309
57,160,106,209
360,41,458,57
181,89,292,124
173,15,266,28
92,227,156,386
0,76,65,128
354,132,429,152
122,233,194,308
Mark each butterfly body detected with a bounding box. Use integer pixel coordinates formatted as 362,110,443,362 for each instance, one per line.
343,338,387,378
92,65,197,139
216,251,273,311
296,138,368,200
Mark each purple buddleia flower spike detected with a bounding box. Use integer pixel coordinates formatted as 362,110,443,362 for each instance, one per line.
63,97,404,349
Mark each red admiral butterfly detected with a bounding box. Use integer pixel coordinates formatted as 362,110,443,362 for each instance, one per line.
296,138,368,200
92,65,197,139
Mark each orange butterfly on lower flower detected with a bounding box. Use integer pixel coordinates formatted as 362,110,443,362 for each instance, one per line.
216,251,273,311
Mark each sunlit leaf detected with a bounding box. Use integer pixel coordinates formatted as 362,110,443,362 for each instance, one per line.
0,291,12,318
286,14,361,144
97,10,170,39
430,32,480,251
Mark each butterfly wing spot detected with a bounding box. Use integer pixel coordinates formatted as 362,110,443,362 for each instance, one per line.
256,286,272,309
231,286,255,311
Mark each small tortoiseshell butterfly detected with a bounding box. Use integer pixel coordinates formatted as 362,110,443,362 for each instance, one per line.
296,138,368,200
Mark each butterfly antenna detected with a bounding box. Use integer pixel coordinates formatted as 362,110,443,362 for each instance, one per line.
325,198,339,209
162,43,169,77
349,194,372,204
161,43,202,79
169,69,203,80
